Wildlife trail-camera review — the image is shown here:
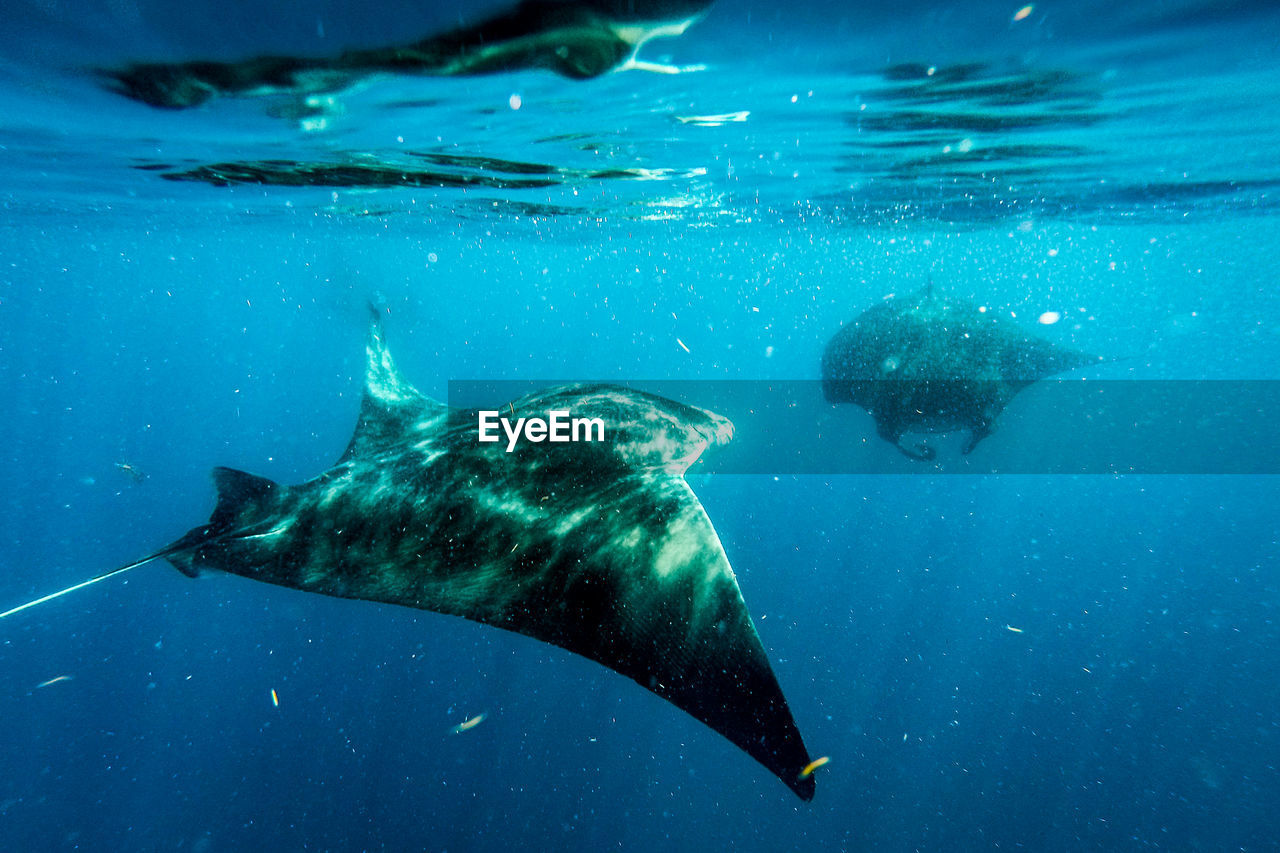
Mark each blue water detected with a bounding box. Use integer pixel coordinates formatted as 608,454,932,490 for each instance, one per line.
3,0,1279,849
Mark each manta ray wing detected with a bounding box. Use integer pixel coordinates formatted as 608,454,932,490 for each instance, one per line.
161,310,816,800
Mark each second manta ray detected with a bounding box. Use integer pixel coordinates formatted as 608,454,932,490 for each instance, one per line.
822,285,1104,460
126,309,816,799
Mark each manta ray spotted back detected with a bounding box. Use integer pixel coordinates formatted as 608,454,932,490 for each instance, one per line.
822,285,1104,459
114,308,815,799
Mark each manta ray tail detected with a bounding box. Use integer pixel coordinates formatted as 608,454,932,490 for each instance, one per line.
0,535,209,621
0,556,158,621
0,468,282,619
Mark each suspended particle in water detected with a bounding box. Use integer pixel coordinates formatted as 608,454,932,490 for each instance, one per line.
450,713,487,734
798,756,830,779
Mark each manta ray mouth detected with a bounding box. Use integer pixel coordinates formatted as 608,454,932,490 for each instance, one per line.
692,415,734,456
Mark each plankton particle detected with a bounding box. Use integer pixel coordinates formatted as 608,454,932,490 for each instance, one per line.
798,756,830,779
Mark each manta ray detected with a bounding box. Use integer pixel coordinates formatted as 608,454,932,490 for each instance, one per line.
9,308,815,799
105,0,712,109
822,284,1104,460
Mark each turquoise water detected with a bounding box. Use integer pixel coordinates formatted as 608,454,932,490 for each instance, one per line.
2,1,1279,849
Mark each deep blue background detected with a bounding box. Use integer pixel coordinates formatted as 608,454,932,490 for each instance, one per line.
2,1,1279,850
